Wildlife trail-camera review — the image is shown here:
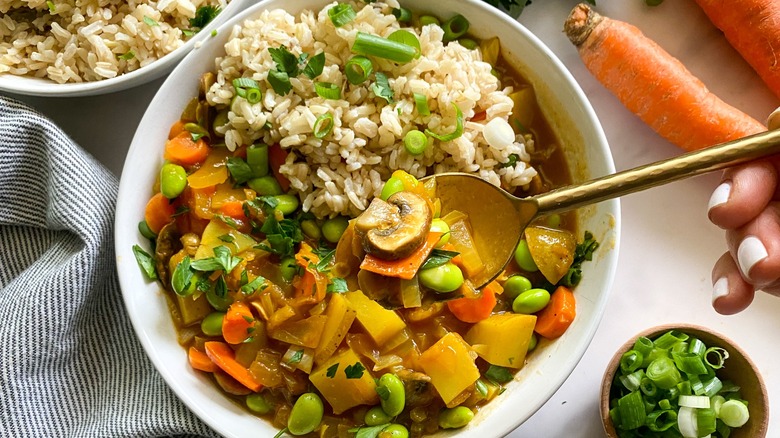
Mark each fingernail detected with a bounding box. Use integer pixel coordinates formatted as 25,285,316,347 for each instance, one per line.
712,277,729,305
737,236,768,279
708,182,731,211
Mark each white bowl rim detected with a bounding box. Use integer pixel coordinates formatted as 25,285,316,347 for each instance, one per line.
114,0,621,436
0,0,251,97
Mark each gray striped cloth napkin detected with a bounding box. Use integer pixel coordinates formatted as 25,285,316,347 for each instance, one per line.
0,97,217,437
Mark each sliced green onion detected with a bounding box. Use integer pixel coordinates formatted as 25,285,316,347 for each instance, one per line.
677,406,699,438
705,346,729,369
688,337,706,357
620,350,644,374
646,357,682,390
646,410,678,432
441,14,469,42
619,370,644,392
672,351,708,376
413,92,430,116
458,38,478,50
697,407,718,436
328,3,356,27
679,395,710,409
639,377,657,398
616,391,645,430
677,380,692,396
233,77,262,104
345,56,373,85
392,7,412,23
314,81,341,99
313,113,334,139
658,399,672,410
387,30,420,58
419,15,440,27
425,103,463,142
404,130,428,155
352,32,417,63
719,400,749,427
633,336,654,360
700,376,723,397
654,330,689,349
641,347,670,368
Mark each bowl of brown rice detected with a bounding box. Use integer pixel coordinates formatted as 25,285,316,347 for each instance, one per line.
0,0,253,96
115,0,620,436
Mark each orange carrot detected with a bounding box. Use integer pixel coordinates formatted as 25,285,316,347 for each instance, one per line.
695,0,780,100
534,286,576,339
188,346,217,372
204,341,263,392
168,120,187,139
144,192,176,234
441,243,464,268
268,144,291,192
360,232,443,280
164,132,210,166
447,281,500,323
218,201,249,223
222,302,255,345
293,243,328,304
564,4,765,151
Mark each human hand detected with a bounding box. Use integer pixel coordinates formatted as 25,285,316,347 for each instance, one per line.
709,111,780,314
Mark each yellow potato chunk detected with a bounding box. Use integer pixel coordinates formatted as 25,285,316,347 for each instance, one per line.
309,347,378,414
344,290,406,346
525,226,576,284
417,332,480,405
195,219,257,259
465,313,536,369
314,294,357,365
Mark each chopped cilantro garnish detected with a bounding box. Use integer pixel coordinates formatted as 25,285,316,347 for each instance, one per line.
375,385,390,400
171,256,194,296
348,424,391,438
240,275,266,295
190,245,242,273
558,231,599,287
118,51,135,61
171,205,190,217
327,277,349,294
132,245,157,280
344,361,366,379
303,52,325,79
143,16,159,27
485,365,514,384
189,5,220,30
371,72,394,103
326,363,339,378
420,248,459,270
499,153,520,169
226,156,254,185
218,234,235,243
287,349,304,364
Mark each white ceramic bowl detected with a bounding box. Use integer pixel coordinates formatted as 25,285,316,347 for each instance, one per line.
0,0,253,97
115,1,620,436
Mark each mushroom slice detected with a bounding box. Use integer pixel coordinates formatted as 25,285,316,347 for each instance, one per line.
354,191,432,260
155,221,182,287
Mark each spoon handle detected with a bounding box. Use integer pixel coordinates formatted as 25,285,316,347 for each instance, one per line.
533,129,780,215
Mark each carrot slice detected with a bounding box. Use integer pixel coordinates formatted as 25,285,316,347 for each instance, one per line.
204,341,262,392
268,144,291,192
222,302,255,345
360,232,443,280
534,286,576,339
564,4,765,151
168,120,187,140
447,281,500,323
293,242,328,304
218,200,248,222
188,346,217,372
144,192,176,234
164,132,210,166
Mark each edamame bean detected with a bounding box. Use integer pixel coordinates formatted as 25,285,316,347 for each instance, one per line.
246,143,269,177
381,424,409,438
430,218,450,248
274,194,299,216
527,333,538,352
300,219,322,240
377,373,406,417
246,393,273,415
288,392,324,435
160,163,187,199
438,406,474,429
380,177,405,201
418,262,464,293
514,239,538,272
322,216,349,243
248,175,282,196
364,406,392,426
512,288,551,314
280,257,299,282
200,311,225,336
503,275,532,301
138,220,157,239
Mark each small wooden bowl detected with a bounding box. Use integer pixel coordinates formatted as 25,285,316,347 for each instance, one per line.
601,324,768,438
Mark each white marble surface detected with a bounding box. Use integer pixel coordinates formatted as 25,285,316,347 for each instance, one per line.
4,1,780,436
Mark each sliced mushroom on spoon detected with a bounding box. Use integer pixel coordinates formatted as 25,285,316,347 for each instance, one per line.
427,128,780,289
354,191,432,260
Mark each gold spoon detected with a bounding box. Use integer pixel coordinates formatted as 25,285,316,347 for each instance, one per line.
429,128,780,289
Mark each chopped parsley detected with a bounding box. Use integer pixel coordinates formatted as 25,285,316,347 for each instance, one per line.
499,153,520,169
267,46,325,95
348,424,392,438
371,72,394,103
287,349,304,364
558,231,600,287
240,275,266,295
254,207,304,259
132,245,157,280
118,51,135,61
375,385,390,400
327,277,349,294
344,361,366,379
218,234,235,243
420,248,460,270
326,363,339,378
190,245,242,273
171,205,190,217
189,5,220,30
485,365,514,384
226,156,254,185
171,256,194,296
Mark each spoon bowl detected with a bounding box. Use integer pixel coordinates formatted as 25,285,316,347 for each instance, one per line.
430,128,780,288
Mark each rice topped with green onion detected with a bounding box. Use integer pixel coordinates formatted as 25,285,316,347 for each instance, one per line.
0,0,228,83
206,0,537,218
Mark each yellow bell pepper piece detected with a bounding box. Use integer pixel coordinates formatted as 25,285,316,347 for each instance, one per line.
344,290,406,346
465,313,536,369
314,294,357,365
195,219,257,259
309,347,378,414
417,332,480,405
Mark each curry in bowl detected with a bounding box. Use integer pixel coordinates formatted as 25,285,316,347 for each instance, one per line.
131,1,600,436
